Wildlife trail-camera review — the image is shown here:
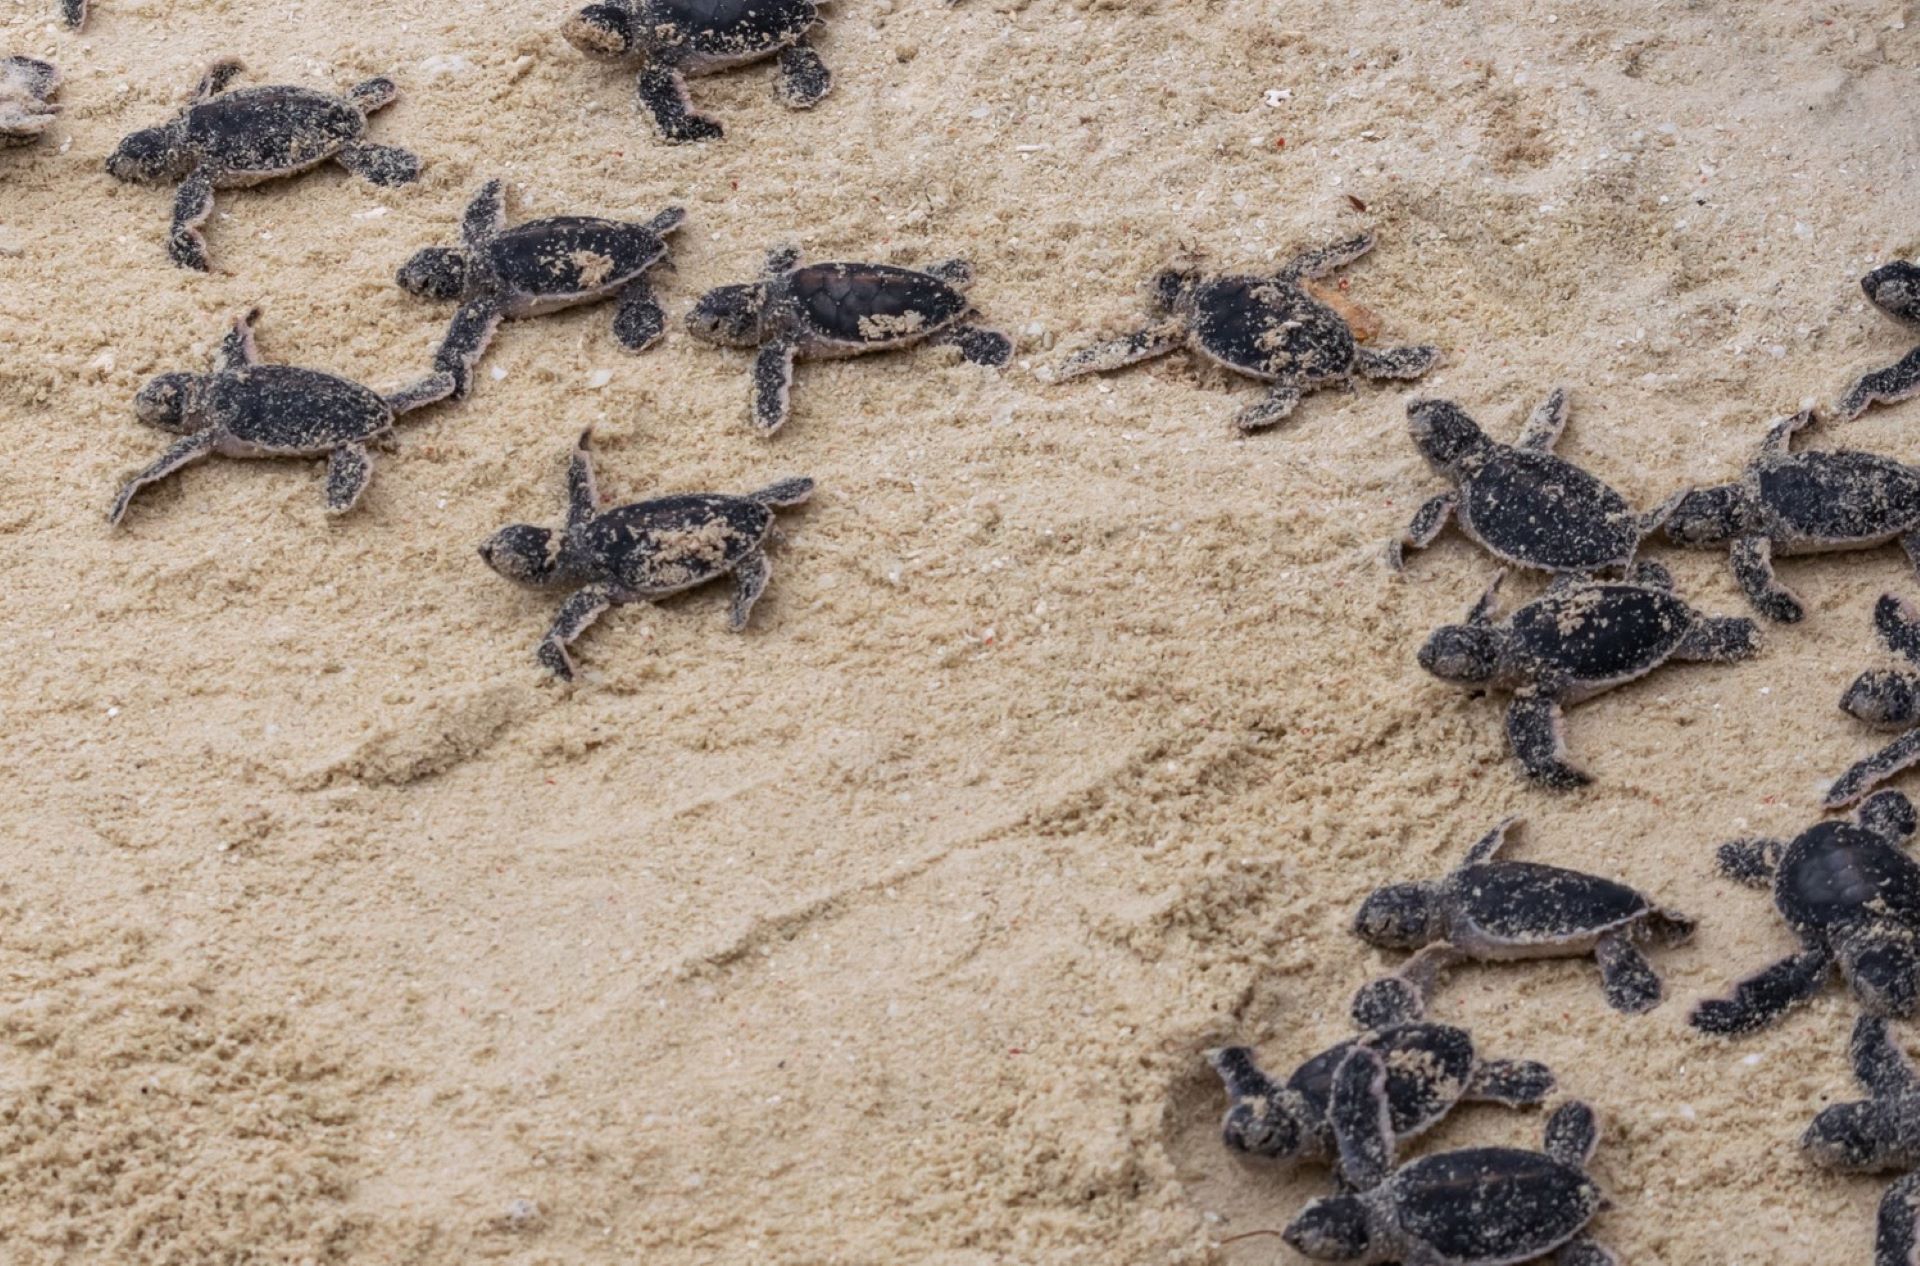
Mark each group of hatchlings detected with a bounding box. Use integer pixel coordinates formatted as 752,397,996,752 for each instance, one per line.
17,1,1920,1262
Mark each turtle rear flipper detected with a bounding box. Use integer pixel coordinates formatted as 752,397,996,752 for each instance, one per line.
1354,344,1441,380
1730,535,1806,623
336,141,420,186
727,551,771,631
1852,1015,1920,1097
168,169,216,272
1876,1172,1920,1266
940,323,1011,367
1234,382,1303,433
1056,324,1183,380
752,342,797,433
1690,948,1832,1036
1674,614,1760,662
1828,730,1920,808
612,276,667,351
1555,1235,1620,1266
431,299,504,398
773,41,831,108
1543,1100,1599,1167
348,76,399,113
384,372,457,416
1594,933,1661,1013
1465,1059,1555,1107
325,443,374,514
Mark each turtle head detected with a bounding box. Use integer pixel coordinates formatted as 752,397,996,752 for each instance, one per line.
562,2,637,58
106,125,188,183
1353,883,1438,950
1406,398,1489,470
685,284,765,347
1662,483,1760,547
133,372,206,434
1417,622,1501,685
1844,671,1920,730
1803,1099,1899,1172
1147,268,1201,316
1284,1195,1372,1261
397,247,470,302
1863,261,1920,325
479,524,566,586
1841,933,1920,1020
1206,1048,1307,1161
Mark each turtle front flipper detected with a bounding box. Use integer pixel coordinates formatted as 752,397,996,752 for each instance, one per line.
213,307,262,371
937,323,1012,367
1852,1015,1920,1097
727,550,771,631
1674,613,1761,662
1465,1058,1556,1107
1506,691,1589,790
1462,816,1519,865
1327,1047,1394,1188
751,341,797,433
167,168,216,272
1841,348,1920,421
1731,534,1805,623
461,179,507,248
383,372,457,415
1716,838,1786,887
1386,492,1456,570
431,298,504,397
566,427,600,530
1055,323,1183,380
1517,387,1570,451
1354,345,1442,380
636,64,722,143
108,430,219,527
324,442,373,514
193,58,246,101
746,477,815,508
538,584,617,680
1876,1171,1920,1266
348,76,399,113
612,275,667,352
336,141,421,186
1593,932,1661,1013
1234,382,1303,434
1828,729,1920,809
1276,232,1374,283
773,41,831,109
1878,594,1920,665
1689,948,1833,1036
60,0,86,28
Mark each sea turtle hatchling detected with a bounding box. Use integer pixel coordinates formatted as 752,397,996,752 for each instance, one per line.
1418,565,1761,788
1831,595,1920,808
107,59,422,271
1055,233,1441,434
1285,1047,1615,1265
1691,791,1920,1037
1,57,59,148
1351,817,1696,1015
1839,261,1920,421
561,0,830,144
107,309,454,527
397,179,685,397
1390,388,1676,574
1803,1015,1920,1266
1208,971,1554,1180
479,427,814,680
685,247,1012,435
1663,408,1920,623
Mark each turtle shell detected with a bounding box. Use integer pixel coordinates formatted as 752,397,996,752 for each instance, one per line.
1776,821,1920,938
1509,583,1692,685
185,86,362,179
581,495,771,595
1389,1147,1600,1263
1450,861,1651,946
785,263,968,348
1290,1023,1477,1141
649,0,818,64
486,218,666,303
1190,276,1356,383
1758,451,1920,550
211,366,391,452
1457,450,1639,571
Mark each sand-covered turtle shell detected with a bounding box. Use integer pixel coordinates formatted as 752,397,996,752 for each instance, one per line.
1388,1147,1600,1262
1509,584,1692,683
1776,821,1920,937
579,494,773,594
786,263,969,347
1451,861,1652,945
1758,451,1920,549
1458,451,1640,571
209,367,391,450
486,217,668,300
1291,1023,1477,1140
1190,276,1356,383
185,86,363,178
651,0,817,57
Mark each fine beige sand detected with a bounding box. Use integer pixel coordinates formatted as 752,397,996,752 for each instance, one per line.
4,0,1920,1261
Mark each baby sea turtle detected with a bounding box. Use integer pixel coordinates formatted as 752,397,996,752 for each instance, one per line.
1831,594,1920,807
107,59,421,271
1691,791,1920,1036
1418,565,1761,788
107,309,454,527
479,427,813,679
1,57,60,148
1803,1015,1920,1266
397,179,685,397
1209,973,1554,1180
1055,233,1440,434
685,247,1012,435
1663,408,1920,623
1840,261,1920,420
1285,1047,1614,1266
1351,817,1695,1015
1390,388,1674,574
561,0,830,144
